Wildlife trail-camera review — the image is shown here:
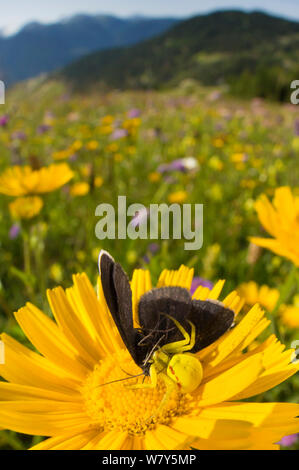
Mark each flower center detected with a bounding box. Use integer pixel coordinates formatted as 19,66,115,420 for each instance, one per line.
81,349,191,436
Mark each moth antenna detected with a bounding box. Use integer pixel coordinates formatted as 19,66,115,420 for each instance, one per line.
119,366,140,377
138,331,154,347
142,334,165,367
137,316,161,347
96,372,144,388
140,326,176,335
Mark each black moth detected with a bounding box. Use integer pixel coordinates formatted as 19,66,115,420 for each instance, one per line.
99,250,234,375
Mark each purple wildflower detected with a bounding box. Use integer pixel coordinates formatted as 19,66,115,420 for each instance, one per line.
131,208,149,228
11,131,26,141
0,115,9,127
168,160,186,172
69,154,78,162
158,157,198,174
190,277,214,296
9,224,21,240
148,243,160,255
110,129,128,141
37,124,51,135
127,108,141,118
279,434,298,447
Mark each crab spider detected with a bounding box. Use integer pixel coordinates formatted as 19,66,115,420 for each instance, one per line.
128,315,203,415
99,251,234,416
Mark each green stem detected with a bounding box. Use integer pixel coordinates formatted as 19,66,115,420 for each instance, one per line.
34,223,46,309
21,224,36,301
270,264,297,342
23,230,31,278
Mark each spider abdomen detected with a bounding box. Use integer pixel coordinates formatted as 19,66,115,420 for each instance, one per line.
167,353,203,393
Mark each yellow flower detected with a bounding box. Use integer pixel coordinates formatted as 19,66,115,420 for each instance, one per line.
79,124,91,138
70,182,90,197
0,164,74,196
71,140,83,152
168,191,188,204
212,137,224,148
237,281,280,313
292,137,299,152
76,251,86,262
80,164,92,178
52,149,72,161
99,125,113,135
0,265,298,450
250,186,299,266
9,196,43,220
101,115,114,125
280,306,299,329
50,264,63,283
208,184,223,201
251,158,263,169
114,153,123,162
94,176,104,188
230,153,246,164
181,136,196,149
148,172,161,183
208,156,224,171
106,143,119,153
123,118,141,130
126,146,136,156
237,281,299,329
240,179,257,190
86,140,99,151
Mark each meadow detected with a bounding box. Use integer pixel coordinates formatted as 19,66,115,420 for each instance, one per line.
0,80,298,449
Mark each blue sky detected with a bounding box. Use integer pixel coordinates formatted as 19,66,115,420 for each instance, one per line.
1,0,299,35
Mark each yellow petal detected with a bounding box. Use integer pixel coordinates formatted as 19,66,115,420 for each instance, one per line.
68,273,123,355
172,416,252,440
196,353,263,406
0,381,80,402
131,269,152,327
47,286,100,366
198,401,299,427
232,364,299,400
30,429,99,450
192,286,211,300
14,304,90,380
0,406,89,436
94,430,129,450
206,280,225,300
0,334,80,392
157,265,194,290
153,424,192,450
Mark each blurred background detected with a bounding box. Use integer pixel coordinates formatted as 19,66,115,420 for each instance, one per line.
0,0,298,450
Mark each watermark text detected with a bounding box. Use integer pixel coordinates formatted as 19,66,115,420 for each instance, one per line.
95,196,203,250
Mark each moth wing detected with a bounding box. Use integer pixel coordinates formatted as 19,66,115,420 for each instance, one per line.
99,250,142,366
188,299,234,353
138,286,192,347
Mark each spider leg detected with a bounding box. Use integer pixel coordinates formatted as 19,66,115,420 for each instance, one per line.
175,320,196,352
160,315,190,353
148,373,177,419
161,316,196,354
127,363,157,389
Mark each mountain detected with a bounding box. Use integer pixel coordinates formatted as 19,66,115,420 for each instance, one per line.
0,14,180,85
59,10,299,101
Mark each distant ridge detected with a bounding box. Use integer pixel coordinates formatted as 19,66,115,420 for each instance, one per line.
0,14,180,85
59,10,299,101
